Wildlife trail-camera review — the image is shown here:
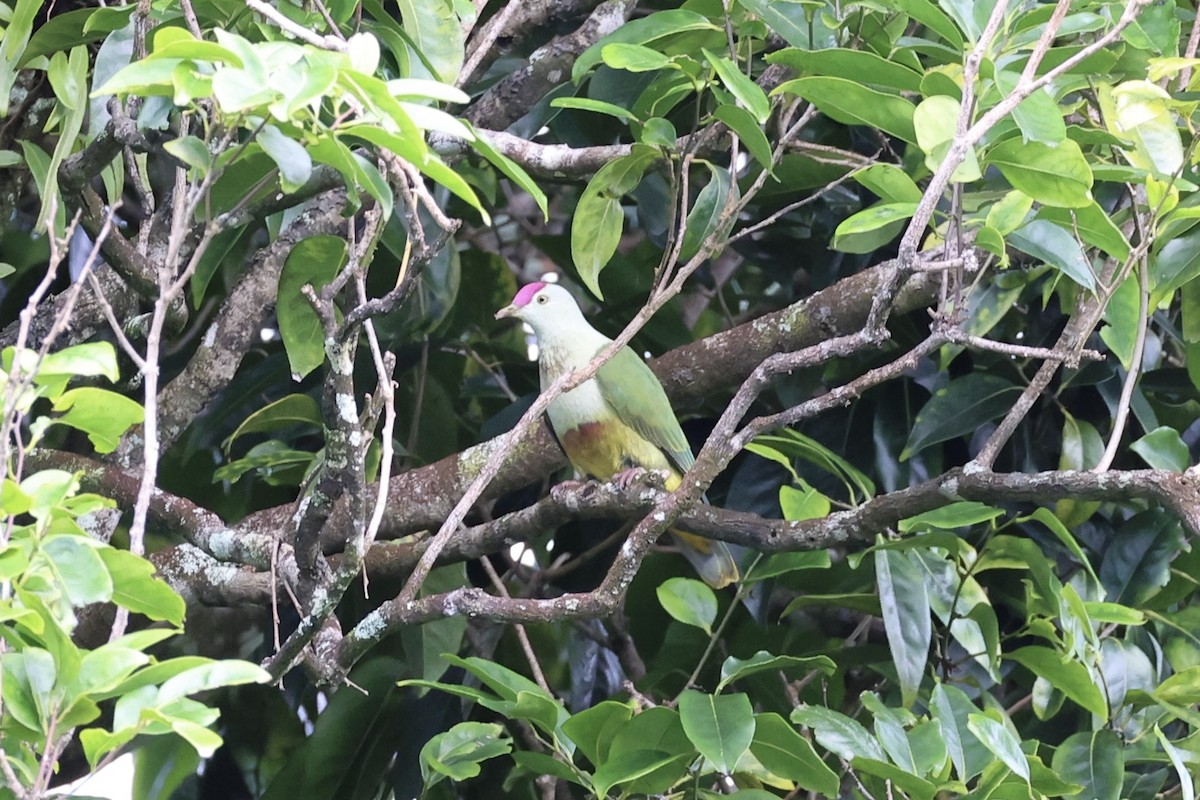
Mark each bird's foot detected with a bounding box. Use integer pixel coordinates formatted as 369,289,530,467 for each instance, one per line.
614,467,664,491
550,479,590,501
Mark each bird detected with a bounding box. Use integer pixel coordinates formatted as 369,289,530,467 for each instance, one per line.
495,281,740,588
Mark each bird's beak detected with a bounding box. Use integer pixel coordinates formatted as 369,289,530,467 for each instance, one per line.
495,304,518,320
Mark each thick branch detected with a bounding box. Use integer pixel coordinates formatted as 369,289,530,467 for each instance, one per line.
464,0,635,130
333,465,1200,661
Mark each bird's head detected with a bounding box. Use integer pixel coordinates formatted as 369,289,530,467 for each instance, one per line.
495,282,587,336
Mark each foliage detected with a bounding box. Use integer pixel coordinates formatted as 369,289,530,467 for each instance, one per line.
2,0,1200,797
0,340,268,797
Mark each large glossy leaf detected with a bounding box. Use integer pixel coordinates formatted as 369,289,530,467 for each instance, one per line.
767,48,923,92
570,146,656,299
395,0,463,83
876,548,932,707
750,713,839,796
679,164,738,262
987,137,1093,208
791,706,887,762
913,95,981,182
966,713,1028,782
572,9,720,81
420,722,511,785
1009,219,1096,291
677,690,755,774
930,683,993,781
1098,509,1183,606
276,236,348,381
994,70,1066,144
901,374,1021,460
1050,730,1123,800
656,577,717,634
1007,647,1107,717
773,77,917,143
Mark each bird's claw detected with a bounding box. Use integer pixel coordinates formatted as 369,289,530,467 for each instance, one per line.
550,479,589,501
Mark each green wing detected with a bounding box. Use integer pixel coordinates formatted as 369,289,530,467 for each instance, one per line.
595,347,695,472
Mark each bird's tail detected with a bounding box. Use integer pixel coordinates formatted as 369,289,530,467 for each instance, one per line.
669,529,740,589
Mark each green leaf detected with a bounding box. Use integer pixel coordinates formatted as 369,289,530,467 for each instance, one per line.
570,147,656,299
571,193,623,301
592,750,687,798
713,105,774,173
703,49,770,123
605,707,692,794
966,713,1029,782
894,0,964,48
766,48,923,92
467,127,549,221
986,190,1034,235
1050,730,1123,800
45,536,113,605
778,480,831,522
277,235,348,380
774,77,917,144
1099,509,1182,606
876,548,931,708
157,660,271,702
743,551,830,582
1108,80,1183,177
852,164,923,204
1154,726,1196,800
750,713,839,796
163,136,211,176
560,700,632,766
1007,646,1107,717
902,374,1021,459
914,95,982,182
1009,219,1095,291
1099,274,1141,368
98,548,186,625
1019,507,1102,590
900,502,1003,532
750,431,875,504
930,682,992,781
602,43,673,73
420,722,511,784
717,651,835,692
1130,426,1189,471
987,137,1093,209
1152,228,1200,297
551,96,639,122
639,116,676,147
394,0,463,83
75,646,151,696
656,577,717,634
0,0,43,115
679,163,737,262
1156,666,1200,705
258,125,312,194
572,9,720,81
994,70,1066,145
833,202,917,253
222,394,321,453
51,388,143,453
1039,202,1131,261
790,705,887,762
677,690,755,774
739,0,835,48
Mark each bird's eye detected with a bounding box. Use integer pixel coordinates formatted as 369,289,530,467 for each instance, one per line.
536,294,548,304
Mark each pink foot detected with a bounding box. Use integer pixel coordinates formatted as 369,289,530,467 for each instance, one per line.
614,467,650,491
551,479,589,501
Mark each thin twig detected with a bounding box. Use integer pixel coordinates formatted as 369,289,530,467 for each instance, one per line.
243,0,348,50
